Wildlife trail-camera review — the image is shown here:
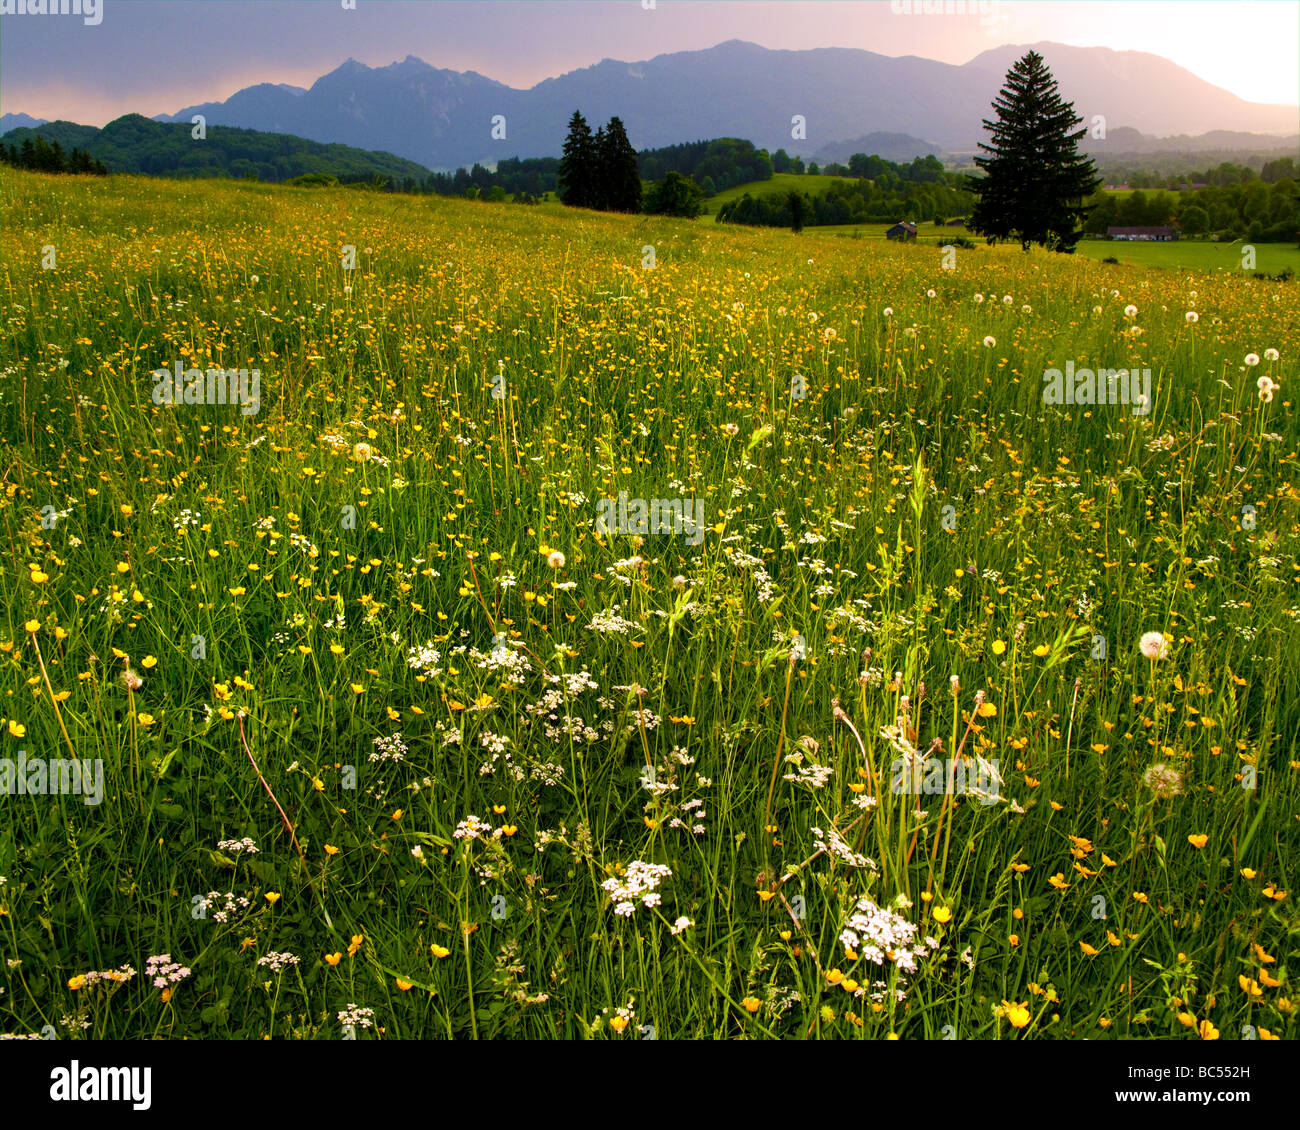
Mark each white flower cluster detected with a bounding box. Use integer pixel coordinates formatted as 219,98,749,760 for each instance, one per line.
216,837,258,854
73,965,137,988
605,556,645,588
198,891,252,923
256,951,300,972
337,1004,376,1030
478,732,519,778
880,723,921,765
288,531,318,557
667,796,707,836
371,732,408,763
472,635,532,686
784,759,833,788
587,605,641,635
550,668,599,695
453,814,499,841
602,860,672,917
145,954,192,989
838,898,936,974
406,642,443,677
811,826,877,870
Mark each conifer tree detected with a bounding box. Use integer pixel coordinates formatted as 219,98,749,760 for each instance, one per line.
558,110,596,209
598,116,642,213
590,124,607,210
968,50,1101,252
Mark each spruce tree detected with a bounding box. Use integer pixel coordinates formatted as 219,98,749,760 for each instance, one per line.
590,125,608,211
598,116,642,213
558,110,596,209
968,50,1100,253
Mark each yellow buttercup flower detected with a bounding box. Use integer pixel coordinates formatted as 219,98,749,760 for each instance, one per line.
1004,1002,1031,1029
431,944,451,958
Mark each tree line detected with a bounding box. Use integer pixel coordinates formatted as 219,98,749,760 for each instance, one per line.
715,154,974,229
394,137,775,203
1097,155,1298,191
0,135,107,175
0,114,428,185
637,137,773,194
1084,179,1300,242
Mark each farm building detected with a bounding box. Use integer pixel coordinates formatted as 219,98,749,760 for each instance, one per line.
1107,226,1178,241
886,221,918,241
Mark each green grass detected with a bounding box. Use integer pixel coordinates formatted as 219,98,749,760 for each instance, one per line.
1075,237,1299,274
1,168,1297,1041
702,172,858,215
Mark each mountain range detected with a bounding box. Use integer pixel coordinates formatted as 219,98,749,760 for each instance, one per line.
5,40,1296,170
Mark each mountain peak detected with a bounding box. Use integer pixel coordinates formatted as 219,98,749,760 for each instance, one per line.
153,40,1297,169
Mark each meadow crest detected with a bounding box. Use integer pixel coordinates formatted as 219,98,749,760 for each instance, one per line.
1,167,1296,1039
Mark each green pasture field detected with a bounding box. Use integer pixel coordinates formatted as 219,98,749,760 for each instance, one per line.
1,168,1295,1041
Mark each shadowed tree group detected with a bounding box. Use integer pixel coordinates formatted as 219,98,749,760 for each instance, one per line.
558,111,642,213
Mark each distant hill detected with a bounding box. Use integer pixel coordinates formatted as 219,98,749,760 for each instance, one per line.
0,113,48,135
1078,126,1299,156
0,114,433,183
811,133,942,164
137,40,1297,169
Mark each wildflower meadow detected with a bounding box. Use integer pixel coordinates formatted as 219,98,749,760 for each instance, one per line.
1,166,1296,1042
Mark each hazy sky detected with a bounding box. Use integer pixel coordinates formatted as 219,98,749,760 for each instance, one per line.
2,0,1297,126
